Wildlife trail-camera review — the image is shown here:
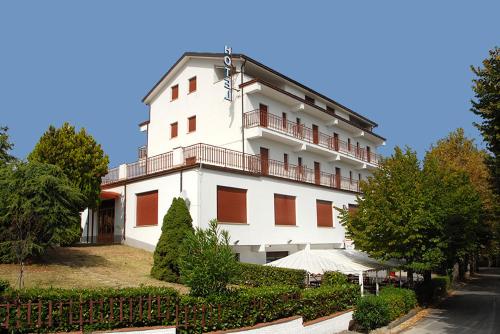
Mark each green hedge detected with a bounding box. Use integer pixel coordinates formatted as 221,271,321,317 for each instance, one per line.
0,279,9,293
232,262,306,288
353,287,417,331
322,271,348,286
0,283,359,333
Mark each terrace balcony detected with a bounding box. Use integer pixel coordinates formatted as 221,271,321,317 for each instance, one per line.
101,143,360,193
243,109,382,168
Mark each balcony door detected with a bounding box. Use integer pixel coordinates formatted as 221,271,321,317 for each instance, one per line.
260,147,269,176
97,200,115,244
333,133,339,151
335,167,341,189
314,162,320,185
312,125,319,145
367,146,371,163
259,104,268,128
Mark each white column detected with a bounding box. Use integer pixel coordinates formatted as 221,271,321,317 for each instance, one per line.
376,271,379,295
359,271,364,296
118,164,127,180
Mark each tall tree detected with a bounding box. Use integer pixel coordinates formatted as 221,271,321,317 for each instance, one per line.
0,162,84,286
151,198,194,282
426,129,498,267
0,126,15,164
339,147,444,284
28,123,109,209
470,47,500,193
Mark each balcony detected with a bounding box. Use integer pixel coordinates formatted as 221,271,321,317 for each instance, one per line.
243,109,381,167
101,143,360,193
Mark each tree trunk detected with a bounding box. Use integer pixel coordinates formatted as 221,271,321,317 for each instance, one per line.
407,268,414,287
423,270,432,285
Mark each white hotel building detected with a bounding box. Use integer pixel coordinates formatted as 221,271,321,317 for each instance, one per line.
81,51,386,264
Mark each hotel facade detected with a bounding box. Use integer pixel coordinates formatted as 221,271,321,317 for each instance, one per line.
81,50,386,264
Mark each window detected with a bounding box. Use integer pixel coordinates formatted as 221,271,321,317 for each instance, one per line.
266,251,288,264
170,122,178,138
349,171,353,183
326,105,336,113
274,194,296,226
305,95,315,104
284,153,289,171
358,173,362,182
171,85,179,100
189,76,197,93
217,186,247,223
136,191,158,226
316,200,333,227
298,157,302,167
188,116,196,133
348,138,351,151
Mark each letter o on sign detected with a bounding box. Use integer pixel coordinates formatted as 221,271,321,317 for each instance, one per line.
224,55,232,66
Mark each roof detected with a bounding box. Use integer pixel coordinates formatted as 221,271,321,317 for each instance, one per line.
142,51,379,127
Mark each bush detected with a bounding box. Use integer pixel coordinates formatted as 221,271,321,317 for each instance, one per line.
353,295,390,331
322,271,348,286
299,284,360,321
354,287,417,331
379,287,417,320
179,220,238,297
151,197,194,282
233,262,306,288
0,279,9,293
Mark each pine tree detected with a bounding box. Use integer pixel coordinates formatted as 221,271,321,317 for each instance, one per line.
151,198,194,282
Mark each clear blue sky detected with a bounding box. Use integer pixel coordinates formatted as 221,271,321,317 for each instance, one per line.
1,1,498,166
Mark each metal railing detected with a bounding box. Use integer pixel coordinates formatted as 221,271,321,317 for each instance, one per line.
100,143,360,193
101,167,120,185
244,109,381,165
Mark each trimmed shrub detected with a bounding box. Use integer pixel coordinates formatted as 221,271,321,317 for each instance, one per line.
354,287,417,331
379,287,417,320
151,197,194,282
299,284,360,321
179,220,239,297
322,271,348,286
233,262,306,288
354,295,390,331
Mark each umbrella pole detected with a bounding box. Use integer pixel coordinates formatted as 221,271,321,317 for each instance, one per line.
375,270,379,295
399,269,402,288
359,271,364,296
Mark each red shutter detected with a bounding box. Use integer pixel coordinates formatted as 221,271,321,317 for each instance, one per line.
136,191,158,226
217,186,247,223
316,200,333,227
171,122,178,138
188,116,196,133
189,77,197,93
171,85,179,100
274,194,296,226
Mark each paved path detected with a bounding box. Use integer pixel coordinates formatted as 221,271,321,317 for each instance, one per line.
404,267,500,334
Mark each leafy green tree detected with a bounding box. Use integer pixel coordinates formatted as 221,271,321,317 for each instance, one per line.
339,147,444,285
151,198,194,282
179,219,238,297
470,47,500,194
0,126,15,164
28,123,109,209
0,162,84,286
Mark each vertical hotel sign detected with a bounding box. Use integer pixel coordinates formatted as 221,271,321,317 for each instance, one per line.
224,45,232,101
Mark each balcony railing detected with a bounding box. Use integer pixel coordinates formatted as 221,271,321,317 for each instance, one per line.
243,109,381,165
101,143,360,193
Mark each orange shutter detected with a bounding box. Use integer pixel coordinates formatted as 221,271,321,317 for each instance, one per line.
189,77,197,93
217,186,247,223
274,194,296,226
171,122,178,138
188,116,196,132
136,191,158,226
316,200,333,227
171,85,179,100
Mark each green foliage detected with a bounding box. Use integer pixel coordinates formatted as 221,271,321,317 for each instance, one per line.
233,262,306,288
0,126,15,165
299,284,360,321
353,295,390,331
354,287,416,331
322,271,348,286
379,287,417,320
151,198,194,282
179,220,238,297
28,122,109,209
0,162,84,264
470,47,500,194
0,286,180,333
0,279,9,293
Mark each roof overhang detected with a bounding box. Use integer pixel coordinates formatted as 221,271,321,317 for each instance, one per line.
100,191,121,200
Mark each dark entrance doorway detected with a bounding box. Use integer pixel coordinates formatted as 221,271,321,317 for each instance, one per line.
97,199,115,244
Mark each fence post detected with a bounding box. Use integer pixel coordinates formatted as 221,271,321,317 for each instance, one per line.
37,300,42,328
139,296,143,321
5,302,10,329
201,304,206,329
119,298,123,322
89,300,93,325
16,300,20,329
109,298,114,322
27,300,32,327
147,295,152,321
156,296,160,320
